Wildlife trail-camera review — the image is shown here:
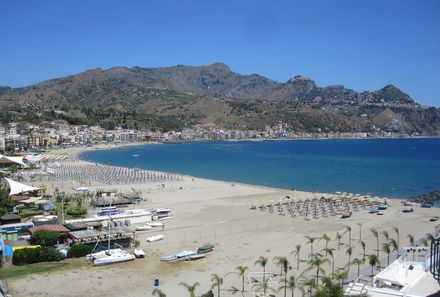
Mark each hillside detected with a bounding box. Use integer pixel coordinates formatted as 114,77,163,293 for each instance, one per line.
0,63,439,134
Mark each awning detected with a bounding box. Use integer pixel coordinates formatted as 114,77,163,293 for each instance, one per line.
0,155,25,166
4,178,41,196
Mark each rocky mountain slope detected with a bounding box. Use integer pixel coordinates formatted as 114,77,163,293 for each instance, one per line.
0,63,439,134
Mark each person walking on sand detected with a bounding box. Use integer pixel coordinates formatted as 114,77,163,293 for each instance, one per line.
162,223,165,230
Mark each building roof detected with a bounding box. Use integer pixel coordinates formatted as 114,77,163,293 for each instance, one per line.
0,213,21,221
28,224,70,235
4,178,41,196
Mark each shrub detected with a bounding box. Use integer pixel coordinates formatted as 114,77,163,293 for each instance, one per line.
66,207,87,217
67,244,93,258
12,247,64,265
201,290,214,297
30,230,61,247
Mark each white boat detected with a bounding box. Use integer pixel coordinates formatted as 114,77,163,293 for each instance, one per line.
377,211,384,215
146,234,164,242
93,249,135,266
134,249,146,258
136,225,153,231
404,201,417,206
147,221,164,227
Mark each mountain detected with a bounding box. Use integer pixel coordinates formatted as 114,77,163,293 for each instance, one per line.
0,63,438,134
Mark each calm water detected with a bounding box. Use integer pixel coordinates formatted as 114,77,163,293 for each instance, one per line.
80,138,440,198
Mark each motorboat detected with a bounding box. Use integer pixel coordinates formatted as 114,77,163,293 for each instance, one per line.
197,243,214,253
404,201,417,206
161,250,197,262
377,211,384,215
402,207,414,213
185,253,206,261
341,211,352,219
135,224,153,231
134,249,146,258
429,216,439,222
146,234,164,242
369,208,380,214
378,204,388,210
147,221,164,227
421,202,433,208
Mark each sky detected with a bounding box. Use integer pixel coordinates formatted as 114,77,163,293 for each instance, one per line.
0,0,439,106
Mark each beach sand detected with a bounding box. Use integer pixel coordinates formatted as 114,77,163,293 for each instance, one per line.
7,143,440,297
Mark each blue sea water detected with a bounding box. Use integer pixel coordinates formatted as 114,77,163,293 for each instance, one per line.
80,138,440,198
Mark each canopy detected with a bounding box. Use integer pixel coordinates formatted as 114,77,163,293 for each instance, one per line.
0,155,25,166
4,178,41,196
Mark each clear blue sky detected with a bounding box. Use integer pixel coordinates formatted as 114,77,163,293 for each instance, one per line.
1,0,439,106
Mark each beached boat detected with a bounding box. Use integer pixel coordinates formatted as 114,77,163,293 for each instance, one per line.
341,211,352,218
402,207,414,213
146,234,164,242
135,224,153,231
185,253,206,261
161,250,196,262
421,202,433,208
369,208,380,214
147,221,164,227
378,204,388,210
404,201,417,206
197,243,214,254
93,249,135,266
429,216,439,222
134,249,146,258
377,211,384,215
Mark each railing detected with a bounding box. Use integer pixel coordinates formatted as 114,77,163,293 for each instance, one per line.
430,237,440,283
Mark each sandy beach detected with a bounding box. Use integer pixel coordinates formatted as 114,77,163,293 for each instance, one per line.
6,143,440,297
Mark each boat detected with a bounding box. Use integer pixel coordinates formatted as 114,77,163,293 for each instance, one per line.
341,211,352,218
404,201,417,206
197,243,214,254
429,216,439,222
146,234,164,242
378,204,388,210
161,250,197,262
369,208,380,214
132,154,140,157
421,202,433,208
185,253,206,261
147,221,164,227
151,208,172,219
402,207,414,213
134,249,146,258
377,211,384,215
135,224,153,231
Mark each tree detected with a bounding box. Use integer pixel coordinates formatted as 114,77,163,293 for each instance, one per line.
370,228,379,257
321,234,331,256
335,232,342,251
360,241,366,261
389,238,398,255
382,242,392,266
314,277,344,297
252,278,274,297
211,274,223,297
407,234,415,246
357,222,363,242
344,225,352,245
332,271,348,286
305,236,316,259
382,230,389,244
299,277,317,296
30,230,61,247
255,256,269,281
293,244,301,270
346,246,353,271
235,265,248,293
322,248,335,275
152,288,166,297
307,254,329,285
368,254,380,276
278,276,298,297
274,256,290,297
352,258,363,278
179,282,200,297
393,226,400,256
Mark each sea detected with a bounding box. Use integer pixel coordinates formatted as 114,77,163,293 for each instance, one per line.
80,138,440,199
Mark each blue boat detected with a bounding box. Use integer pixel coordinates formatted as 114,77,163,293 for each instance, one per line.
378,204,388,210
421,202,433,208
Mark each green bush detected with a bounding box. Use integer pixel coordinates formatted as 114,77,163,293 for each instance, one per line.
67,244,93,258
12,247,65,265
30,230,61,247
66,207,87,217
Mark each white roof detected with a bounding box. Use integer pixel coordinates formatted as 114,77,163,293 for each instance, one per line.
4,178,41,196
373,259,425,287
0,155,25,166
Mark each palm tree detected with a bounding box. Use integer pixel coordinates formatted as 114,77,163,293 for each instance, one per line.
360,241,366,261
421,239,429,247
152,288,166,297
235,265,248,293
273,256,290,297
345,225,352,245
357,222,363,242
393,226,400,256
211,274,223,297
278,276,298,297
321,234,331,256
304,236,316,259
292,244,301,270
346,246,353,271
179,282,200,297
389,238,398,255
336,232,342,251
382,242,391,266
407,234,415,246
368,254,380,276
322,247,335,275
298,277,317,297
333,271,348,286
252,278,274,297
307,254,329,285
352,258,363,278
426,233,435,241
382,230,390,243
370,227,379,257
255,256,269,281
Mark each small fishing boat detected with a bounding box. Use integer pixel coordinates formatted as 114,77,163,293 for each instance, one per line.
429,216,439,222
146,234,164,242
341,211,352,219
136,225,153,231
377,211,384,215
378,204,388,210
369,208,380,214
185,253,206,261
161,250,196,262
404,201,417,206
197,243,214,254
134,249,146,258
402,207,414,213
147,221,164,227
421,202,433,208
